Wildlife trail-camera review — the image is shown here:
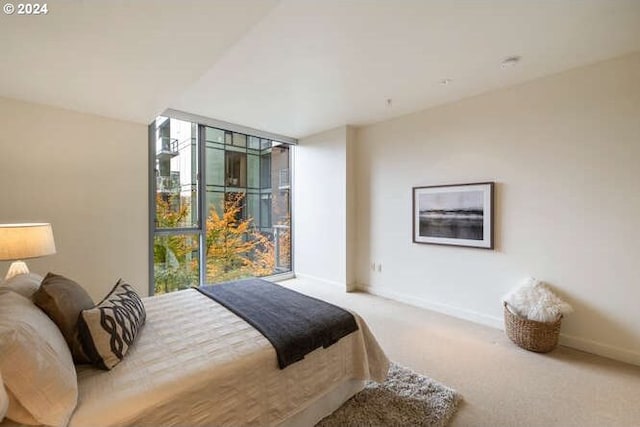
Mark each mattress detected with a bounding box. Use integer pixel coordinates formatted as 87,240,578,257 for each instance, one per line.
68,288,389,427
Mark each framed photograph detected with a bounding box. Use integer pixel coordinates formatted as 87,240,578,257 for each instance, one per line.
413,182,494,249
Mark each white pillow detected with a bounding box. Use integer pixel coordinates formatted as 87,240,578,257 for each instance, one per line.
0,290,78,426
0,370,7,421
0,273,43,300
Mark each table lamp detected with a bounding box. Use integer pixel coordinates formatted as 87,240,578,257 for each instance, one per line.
0,223,56,280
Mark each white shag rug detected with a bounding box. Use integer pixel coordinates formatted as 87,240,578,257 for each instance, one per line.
316,363,462,427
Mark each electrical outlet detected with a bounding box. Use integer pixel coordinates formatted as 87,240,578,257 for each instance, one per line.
377,263,382,273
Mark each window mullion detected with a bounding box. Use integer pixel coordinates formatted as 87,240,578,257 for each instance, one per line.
198,124,207,286
154,228,201,236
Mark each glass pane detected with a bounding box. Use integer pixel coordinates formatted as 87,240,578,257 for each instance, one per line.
203,132,292,284
275,213,291,271
232,133,247,147
206,191,224,218
226,192,246,221
260,153,271,189
226,151,246,187
205,127,225,144
153,233,199,295
247,154,259,188
206,147,224,186
247,192,260,227
203,191,267,284
154,117,198,229
271,144,291,272
260,193,271,228
272,144,290,191
248,136,260,150
225,145,246,153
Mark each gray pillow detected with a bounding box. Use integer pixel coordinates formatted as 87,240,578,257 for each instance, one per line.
33,273,94,364
78,279,146,370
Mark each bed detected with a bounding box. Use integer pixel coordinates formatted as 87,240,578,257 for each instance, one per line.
0,275,389,427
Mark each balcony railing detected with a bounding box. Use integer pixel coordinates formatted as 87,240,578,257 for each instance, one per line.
273,224,291,271
156,137,179,158
278,168,290,189
156,172,181,193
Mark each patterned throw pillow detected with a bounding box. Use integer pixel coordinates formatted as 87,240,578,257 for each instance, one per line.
78,280,146,370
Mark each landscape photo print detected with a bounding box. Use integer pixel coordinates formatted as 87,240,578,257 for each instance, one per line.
413,182,494,249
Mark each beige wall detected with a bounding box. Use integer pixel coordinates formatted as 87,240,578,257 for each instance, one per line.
355,52,640,365
345,126,357,291
0,97,148,300
294,126,356,288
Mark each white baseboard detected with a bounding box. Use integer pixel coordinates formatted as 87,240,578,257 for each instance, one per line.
559,333,640,366
357,283,503,330
358,283,640,367
294,273,346,290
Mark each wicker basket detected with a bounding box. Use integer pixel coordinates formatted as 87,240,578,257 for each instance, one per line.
503,302,562,353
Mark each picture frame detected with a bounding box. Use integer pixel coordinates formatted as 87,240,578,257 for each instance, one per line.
412,182,494,249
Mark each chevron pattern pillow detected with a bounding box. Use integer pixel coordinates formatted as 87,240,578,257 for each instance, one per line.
78,280,146,370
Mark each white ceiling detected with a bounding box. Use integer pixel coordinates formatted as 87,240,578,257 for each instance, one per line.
0,0,279,124
1,0,639,138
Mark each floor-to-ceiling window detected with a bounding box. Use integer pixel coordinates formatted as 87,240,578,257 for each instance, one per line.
150,115,293,295
151,117,200,294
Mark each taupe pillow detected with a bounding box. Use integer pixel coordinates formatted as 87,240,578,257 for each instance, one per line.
0,291,78,426
33,272,94,364
78,279,146,370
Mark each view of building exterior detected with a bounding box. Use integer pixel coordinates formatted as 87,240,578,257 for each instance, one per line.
153,116,292,294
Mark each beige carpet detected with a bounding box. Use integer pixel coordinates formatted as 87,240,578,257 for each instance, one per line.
281,277,640,427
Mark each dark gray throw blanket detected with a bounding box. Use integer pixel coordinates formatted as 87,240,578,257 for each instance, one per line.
196,279,358,369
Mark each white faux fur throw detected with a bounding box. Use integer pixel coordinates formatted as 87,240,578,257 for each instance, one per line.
503,278,573,323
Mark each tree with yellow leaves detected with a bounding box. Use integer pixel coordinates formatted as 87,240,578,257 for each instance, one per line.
154,193,277,293
204,193,275,283
153,194,198,294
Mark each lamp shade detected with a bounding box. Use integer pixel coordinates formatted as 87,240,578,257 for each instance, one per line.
0,223,57,261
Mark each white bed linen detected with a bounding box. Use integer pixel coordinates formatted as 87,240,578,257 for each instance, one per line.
69,288,389,427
